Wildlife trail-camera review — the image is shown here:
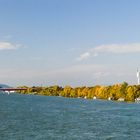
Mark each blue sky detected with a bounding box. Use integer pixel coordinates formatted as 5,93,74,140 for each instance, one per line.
0,0,140,86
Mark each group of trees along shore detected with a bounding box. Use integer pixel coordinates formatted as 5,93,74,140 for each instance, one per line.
18,82,140,102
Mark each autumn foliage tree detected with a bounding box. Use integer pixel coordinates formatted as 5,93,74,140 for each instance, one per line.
17,82,140,102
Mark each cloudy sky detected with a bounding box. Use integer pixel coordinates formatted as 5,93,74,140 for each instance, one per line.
0,0,140,87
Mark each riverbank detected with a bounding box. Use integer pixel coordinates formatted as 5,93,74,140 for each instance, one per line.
17,82,140,102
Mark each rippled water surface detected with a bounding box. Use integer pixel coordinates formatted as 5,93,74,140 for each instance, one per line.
0,93,140,140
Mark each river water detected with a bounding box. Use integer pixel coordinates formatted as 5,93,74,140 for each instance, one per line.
0,93,140,140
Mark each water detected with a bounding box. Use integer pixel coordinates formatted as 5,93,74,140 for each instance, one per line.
0,93,140,140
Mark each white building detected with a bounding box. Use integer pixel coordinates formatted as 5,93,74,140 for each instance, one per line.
93,96,96,100
135,98,140,102
118,98,125,101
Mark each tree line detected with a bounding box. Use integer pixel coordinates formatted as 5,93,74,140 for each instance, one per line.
18,82,140,102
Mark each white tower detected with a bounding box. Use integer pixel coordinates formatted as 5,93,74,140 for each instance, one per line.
137,68,140,85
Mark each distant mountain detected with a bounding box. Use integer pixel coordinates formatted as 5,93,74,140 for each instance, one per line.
0,84,11,88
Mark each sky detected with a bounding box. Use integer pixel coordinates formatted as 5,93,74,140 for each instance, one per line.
0,0,140,87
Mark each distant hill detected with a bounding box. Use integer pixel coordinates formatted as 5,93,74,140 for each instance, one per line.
0,84,11,88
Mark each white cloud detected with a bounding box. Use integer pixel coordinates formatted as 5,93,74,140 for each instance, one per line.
92,43,140,54
76,52,90,61
77,43,140,60
0,42,20,50
0,65,104,85
0,64,136,86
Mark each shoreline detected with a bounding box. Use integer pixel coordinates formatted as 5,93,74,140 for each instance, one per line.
17,82,140,103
